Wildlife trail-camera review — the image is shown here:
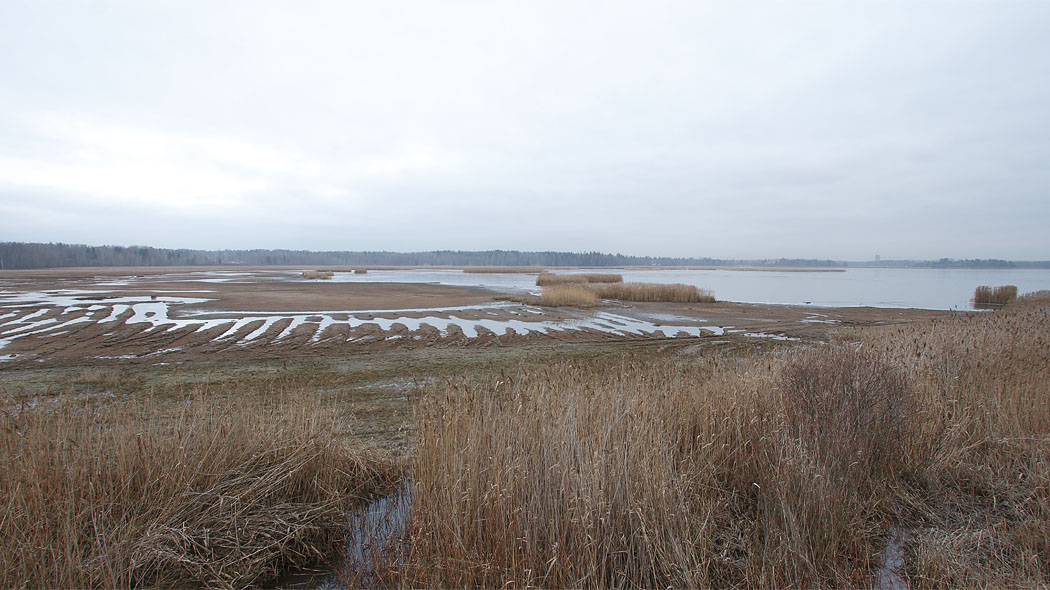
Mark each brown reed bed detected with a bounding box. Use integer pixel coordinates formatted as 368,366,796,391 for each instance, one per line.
302,270,334,279
395,293,1050,587
592,281,715,303
536,284,600,307
840,292,1050,586
535,273,623,286
354,268,368,274
0,392,400,588
973,284,1017,308
462,266,545,274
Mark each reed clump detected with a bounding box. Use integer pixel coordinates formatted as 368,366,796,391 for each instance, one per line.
535,273,623,286
463,266,545,274
302,270,334,279
354,268,368,274
592,282,715,303
0,393,400,588
973,284,1017,308
537,284,600,307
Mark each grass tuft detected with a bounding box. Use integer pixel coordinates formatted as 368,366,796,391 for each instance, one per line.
302,270,334,279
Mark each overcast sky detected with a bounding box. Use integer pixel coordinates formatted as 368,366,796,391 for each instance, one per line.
1,1,1048,260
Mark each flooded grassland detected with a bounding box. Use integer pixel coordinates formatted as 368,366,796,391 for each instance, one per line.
1,267,1046,588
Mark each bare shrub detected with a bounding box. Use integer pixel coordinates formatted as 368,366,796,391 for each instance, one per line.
592,282,715,303
776,346,915,477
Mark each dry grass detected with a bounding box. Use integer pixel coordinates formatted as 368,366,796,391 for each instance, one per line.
535,273,623,286
462,266,545,274
397,293,1050,587
593,282,715,303
402,348,912,587
0,392,401,588
302,270,334,279
536,285,600,307
973,284,1017,308
843,292,1050,587
354,268,368,274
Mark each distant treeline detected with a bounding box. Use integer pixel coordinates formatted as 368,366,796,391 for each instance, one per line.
0,242,1046,270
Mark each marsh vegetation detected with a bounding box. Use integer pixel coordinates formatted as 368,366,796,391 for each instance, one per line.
0,391,400,588
390,292,1050,587
2,279,1047,588
535,272,624,286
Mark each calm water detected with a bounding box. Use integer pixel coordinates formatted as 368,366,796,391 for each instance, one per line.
323,268,1050,310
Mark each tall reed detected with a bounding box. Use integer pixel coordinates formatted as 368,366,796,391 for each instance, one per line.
537,285,600,307
401,293,1050,587
536,273,623,286
973,284,1017,308
463,267,545,274
592,282,715,303
0,393,400,588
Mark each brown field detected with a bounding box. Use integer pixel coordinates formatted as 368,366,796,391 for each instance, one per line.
2,267,1044,588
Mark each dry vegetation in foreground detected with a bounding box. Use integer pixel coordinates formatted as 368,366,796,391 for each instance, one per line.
537,284,600,307
463,266,545,274
974,284,1017,308
0,393,400,588
535,273,624,286
593,281,715,303
390,292,1050,587
302,270,334,279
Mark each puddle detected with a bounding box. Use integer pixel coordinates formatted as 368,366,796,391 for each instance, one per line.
342,479,414,586
876,526,909,590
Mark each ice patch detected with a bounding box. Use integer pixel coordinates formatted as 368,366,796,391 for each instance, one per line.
0,286,738,350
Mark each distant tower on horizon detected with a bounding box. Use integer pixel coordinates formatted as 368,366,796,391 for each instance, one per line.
875,254,881,262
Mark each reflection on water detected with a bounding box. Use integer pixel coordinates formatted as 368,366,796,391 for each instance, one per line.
343,480,414,586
